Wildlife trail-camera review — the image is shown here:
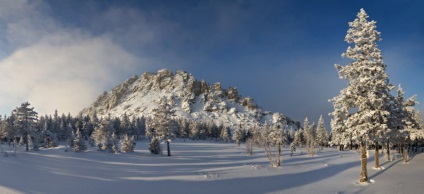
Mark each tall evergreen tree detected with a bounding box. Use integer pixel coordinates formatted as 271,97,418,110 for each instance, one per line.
189,121,199,140
330,9,394,182
150,98,177,141
316,115,329,150
121,134,135,153
303,118,316,157
292,129,304,148
91,118,116,152
73,129,87,152
0,117,14,144
233,124,244,146
12,102,38,151
394,85,421,163
220,126,231,143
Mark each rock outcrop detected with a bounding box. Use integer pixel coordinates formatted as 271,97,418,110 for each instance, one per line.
80,69,298,129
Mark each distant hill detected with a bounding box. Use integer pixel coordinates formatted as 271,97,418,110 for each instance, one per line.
80,69,299,129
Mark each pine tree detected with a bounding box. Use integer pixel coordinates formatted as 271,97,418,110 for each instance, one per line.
67,123,75,148
198,122,207,140
119,113,131,137
292,129,304,148
303,118,316,157
178,118,189,139
110,132,119,153
145,117,153,141
330,9,394,182
0,118,13,144
73,129,87,152
394,85,421,163
316,115,329,150
220,126,231,143
189,121,199,140
120,134,135,153
233,124,244,146
91,118,116,152
149,137,162,154
12,102,38,151
150,98,176,141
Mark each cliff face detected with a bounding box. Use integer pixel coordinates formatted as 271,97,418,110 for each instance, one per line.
80,69,299,129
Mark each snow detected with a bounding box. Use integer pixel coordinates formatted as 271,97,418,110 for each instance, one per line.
80,69,299,131
1,141,423,194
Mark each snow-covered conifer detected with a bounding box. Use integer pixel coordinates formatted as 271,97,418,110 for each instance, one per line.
303,118,316,157
329,9,394,182
67,124,75,148
149,137,162,154
150,98,177,141
119,113,131,137
12,102,38,151
189,121,199,140
178,118,189,139
110,132,119,153
393,85,421,163
73,129,87,152
292,129,304,148
120,134,135,153
0,118,13,144
220,126,231,143
233,124,244,146
91,118,116,152
316,115,329,150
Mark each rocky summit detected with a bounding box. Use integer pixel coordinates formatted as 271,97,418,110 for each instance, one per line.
80,69,299,129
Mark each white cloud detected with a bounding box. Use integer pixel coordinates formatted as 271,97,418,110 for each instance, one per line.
0,0,140,115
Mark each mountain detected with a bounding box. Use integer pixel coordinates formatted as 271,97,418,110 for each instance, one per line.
80,69,300,129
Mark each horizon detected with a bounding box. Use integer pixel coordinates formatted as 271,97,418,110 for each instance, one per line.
0,0,423,124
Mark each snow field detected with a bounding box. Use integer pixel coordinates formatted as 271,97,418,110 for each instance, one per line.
0,140,423,194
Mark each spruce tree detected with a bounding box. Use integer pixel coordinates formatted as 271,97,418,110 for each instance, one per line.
394,85,421,163
316,115,329,150
120,134,135,153
303,118,316,157
330,9,394,182
73,129,87,152
150,98,176,141
233,124,244,146
12,102,38,151
0,118,13,144
149,137,162,154
189,121,199,140
292,129,304,148
91,118,116,152
220,126,231,143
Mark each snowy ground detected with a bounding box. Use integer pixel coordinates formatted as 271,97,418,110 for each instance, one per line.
0,140,423,194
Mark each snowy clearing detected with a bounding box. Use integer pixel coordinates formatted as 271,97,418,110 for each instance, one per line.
1,140,423,194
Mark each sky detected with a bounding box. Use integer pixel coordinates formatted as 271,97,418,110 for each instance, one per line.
0,0,423,124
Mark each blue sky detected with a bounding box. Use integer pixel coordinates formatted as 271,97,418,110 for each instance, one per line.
0,0,422,124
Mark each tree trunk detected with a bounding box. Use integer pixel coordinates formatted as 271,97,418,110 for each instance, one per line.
375,141,379,169
403,144,408,164
360,142,368,183
277,142,281,167
167,141,171,156
25,132,29,152
386,140,390,161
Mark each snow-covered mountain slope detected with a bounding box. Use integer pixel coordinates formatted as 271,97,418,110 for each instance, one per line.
80,69,299,129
